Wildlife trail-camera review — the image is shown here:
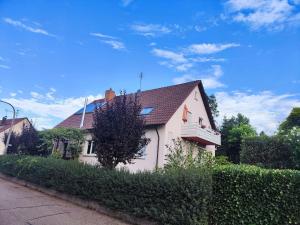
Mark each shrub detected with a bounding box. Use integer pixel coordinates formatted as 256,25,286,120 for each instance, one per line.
164,138,213,171
211,165,300,225
240,135,295,169
0,155,211,225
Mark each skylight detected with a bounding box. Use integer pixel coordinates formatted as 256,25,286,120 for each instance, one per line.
141,107,153,115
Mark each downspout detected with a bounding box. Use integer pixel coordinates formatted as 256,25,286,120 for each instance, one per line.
155,127,160,171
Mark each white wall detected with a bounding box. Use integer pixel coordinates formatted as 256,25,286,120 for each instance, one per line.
79,126,165,172
0,119,31,155
163,85,216,161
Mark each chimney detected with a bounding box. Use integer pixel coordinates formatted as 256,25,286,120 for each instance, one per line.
105,88,116,102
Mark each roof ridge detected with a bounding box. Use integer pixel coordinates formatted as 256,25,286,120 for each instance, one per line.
92,80,201,103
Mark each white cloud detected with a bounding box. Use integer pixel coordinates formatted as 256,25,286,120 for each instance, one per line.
90,32,117,39
173,65,225,89
10,93,17,97
0,64,10,69
102,40,125,50
131,23,172,37
152,48,187,63
225,0,300,30
121,0,134,6
90,32,126,50
216,90,300,134
30,91,43,99
4,94,103,130
3,18,56,37
191,57,226,63
188,43,240,54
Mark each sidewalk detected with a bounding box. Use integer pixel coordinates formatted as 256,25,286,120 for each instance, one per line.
0,178,130,225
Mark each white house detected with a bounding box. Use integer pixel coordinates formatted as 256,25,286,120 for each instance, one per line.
0,117,31,155
56,80,221,172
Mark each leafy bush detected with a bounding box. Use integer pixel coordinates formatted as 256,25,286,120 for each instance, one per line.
240,135,295,169
0,155,211,225
38,128,84,159
164,138,213,171
211,165,300,225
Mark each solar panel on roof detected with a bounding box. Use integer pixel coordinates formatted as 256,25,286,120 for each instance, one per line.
75,102,106,114
141,107,153,115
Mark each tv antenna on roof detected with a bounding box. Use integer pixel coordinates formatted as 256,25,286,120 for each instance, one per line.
139,72,143,91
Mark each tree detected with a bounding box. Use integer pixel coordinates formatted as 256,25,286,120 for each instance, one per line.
279,107,300,132
93,92,149,169
4,124,43,155
38,127,84,159
217,113,257,163
207,94,219,119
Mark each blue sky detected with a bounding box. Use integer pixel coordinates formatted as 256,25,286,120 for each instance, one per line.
0,0,300,133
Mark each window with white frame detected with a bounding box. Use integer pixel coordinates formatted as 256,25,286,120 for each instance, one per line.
138,146,147,159
86,140,95,155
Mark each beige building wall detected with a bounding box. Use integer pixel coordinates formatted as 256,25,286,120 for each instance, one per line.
79,126,165,172
0,119,30,155
162,86,216,165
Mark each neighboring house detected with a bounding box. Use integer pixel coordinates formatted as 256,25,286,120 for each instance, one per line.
0,117,31,155
56,80,221,172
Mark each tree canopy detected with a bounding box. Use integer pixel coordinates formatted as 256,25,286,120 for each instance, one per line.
279,107,300,132
217,113,257,163
207,94,219,120
92,92,149,169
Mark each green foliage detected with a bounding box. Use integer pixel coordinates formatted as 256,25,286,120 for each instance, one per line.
0,155,211,225
38,127,84,159
164,138,214,171
279,127,300,169
240,135,295,169
211,165,300,225
207,94,219,119
213,156,232,166
279,107,300,132
218,114,257,163
93,92,149,169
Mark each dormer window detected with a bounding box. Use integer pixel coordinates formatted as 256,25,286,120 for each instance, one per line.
141,107,153,115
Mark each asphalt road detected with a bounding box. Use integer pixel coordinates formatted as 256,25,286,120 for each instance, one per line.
0,178,130,225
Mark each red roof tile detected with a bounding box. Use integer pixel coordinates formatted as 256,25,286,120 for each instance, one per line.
55,80,216,130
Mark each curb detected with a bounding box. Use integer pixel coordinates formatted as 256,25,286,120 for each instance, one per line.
0,173,157,225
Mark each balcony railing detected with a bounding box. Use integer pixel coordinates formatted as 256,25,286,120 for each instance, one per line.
181,122,221,146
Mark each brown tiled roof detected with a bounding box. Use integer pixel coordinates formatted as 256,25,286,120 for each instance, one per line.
0,118,28,133
55,80,216,130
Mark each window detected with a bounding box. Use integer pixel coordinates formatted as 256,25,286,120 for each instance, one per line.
86,140,95,155
199,117,203,126
194,91,199,101
138,146,147,159
141,107,153,115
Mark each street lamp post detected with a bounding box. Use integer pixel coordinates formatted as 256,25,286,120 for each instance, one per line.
0,100,16,154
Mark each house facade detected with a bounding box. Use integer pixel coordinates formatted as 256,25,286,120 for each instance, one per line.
0,117,31,155
56,80,221,172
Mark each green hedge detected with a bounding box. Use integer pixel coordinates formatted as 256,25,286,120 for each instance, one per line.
240,136,295,169
0,156,299,225
211,165,300,225
0,155,211,225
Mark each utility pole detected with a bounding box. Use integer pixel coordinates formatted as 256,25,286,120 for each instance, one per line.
0,100,16,154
